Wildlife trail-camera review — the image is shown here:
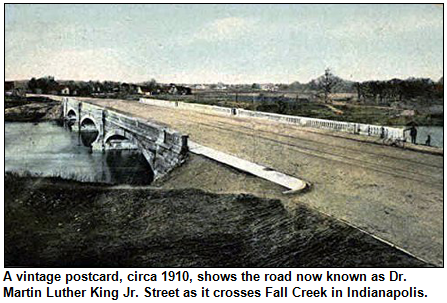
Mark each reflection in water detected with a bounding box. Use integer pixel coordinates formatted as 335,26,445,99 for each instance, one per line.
413,126,443,147
5,122,154,185
106,150,154,184
80,131,99,147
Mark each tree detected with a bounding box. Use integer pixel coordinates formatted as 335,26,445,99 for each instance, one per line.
288,81,302,91
318,68,338,103
102,81,117,93
33,76,58,94
141,78,158,91
275,97,288,114
251,83,261,90
27,77,38,92
354,82,362,102
147,79,158,92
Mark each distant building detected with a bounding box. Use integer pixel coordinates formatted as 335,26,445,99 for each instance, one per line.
156,84,191,95
215,83,227,90
119,83,141,94
61,86,70,95
138,86,153,96
192,84,207,90
168,84,178,95
174,85,191,95
261,83,279,91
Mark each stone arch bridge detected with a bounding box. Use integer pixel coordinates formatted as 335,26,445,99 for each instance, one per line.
63,97,189,179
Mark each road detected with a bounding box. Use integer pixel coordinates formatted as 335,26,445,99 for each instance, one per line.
88,98,443,266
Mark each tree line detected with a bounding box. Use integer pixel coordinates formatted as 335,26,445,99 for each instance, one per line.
25,72,443,104
26,77,191,96
354,77,443,104
281,70,443,104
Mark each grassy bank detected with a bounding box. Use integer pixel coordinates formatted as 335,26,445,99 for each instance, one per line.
4,96,61,122
5,174,428,267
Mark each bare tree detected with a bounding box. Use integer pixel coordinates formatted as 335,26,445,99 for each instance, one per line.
318,68,338,103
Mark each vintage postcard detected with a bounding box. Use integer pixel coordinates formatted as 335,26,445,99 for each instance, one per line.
4,4,443,271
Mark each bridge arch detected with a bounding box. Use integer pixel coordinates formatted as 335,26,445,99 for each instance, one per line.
67,109,77,118
80,115,99,131
66,103,78,116
104,129,155,173
78,115,100,147
104,128,131,144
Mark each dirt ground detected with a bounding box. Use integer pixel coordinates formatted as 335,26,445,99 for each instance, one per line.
86,98,444,267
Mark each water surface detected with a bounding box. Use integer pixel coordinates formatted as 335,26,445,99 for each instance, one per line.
5,122,154,184
412,126,443,147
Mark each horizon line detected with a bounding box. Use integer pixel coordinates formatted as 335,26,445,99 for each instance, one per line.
6,75,444,85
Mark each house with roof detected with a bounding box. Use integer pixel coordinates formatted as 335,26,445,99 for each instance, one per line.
61,86,70,95
138,86,153,96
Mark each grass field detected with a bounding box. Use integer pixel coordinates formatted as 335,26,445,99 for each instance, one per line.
142,92,442,127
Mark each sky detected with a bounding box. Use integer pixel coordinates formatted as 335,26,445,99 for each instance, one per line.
5,4,444,84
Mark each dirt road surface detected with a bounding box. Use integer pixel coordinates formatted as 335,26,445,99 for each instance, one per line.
88,98,443,266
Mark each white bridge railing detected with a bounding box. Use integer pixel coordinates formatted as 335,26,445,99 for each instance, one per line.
140,98,405,140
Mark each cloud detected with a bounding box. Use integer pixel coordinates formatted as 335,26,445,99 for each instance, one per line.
192,17,256,42
6,48,145,82
326,13,442,41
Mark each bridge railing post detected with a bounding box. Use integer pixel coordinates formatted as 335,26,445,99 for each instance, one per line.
62,98,66,117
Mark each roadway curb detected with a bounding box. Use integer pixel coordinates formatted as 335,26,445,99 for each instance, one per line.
188,141,307,194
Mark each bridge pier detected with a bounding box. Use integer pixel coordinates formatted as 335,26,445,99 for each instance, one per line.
91,141,104,151
91,110,106,151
